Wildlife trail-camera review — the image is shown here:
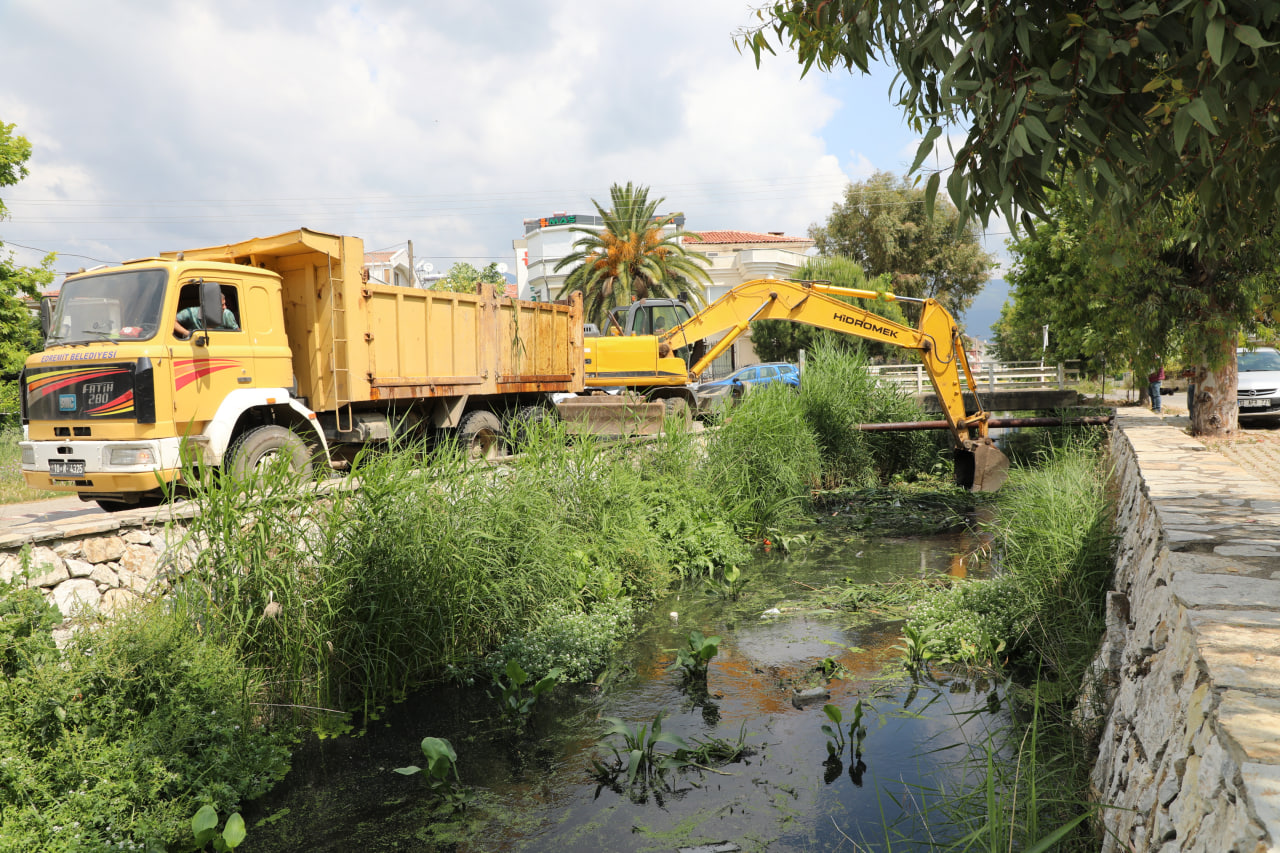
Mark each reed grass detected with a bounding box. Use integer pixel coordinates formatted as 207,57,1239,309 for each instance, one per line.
896,442,1115,851
798,341,946,487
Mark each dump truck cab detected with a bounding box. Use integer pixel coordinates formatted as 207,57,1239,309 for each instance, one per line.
21,257,303,509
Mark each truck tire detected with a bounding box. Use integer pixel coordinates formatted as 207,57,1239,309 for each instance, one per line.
504,404,553,451
226,425,314,479
457,410,505,461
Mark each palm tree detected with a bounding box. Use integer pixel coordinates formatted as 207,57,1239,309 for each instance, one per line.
554,182,710,327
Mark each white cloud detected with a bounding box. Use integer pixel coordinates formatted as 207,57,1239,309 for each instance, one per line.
0,0,919,275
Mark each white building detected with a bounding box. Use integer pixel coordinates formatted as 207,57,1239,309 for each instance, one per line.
363,248,416,288
684,230,815,302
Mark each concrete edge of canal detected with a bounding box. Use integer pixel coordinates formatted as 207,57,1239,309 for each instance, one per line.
1089,408,1280,853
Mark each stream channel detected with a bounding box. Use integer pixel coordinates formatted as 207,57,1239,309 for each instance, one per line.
243,506,1010,852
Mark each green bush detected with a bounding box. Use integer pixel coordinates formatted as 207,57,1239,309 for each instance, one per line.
0,602,290,852
486,598,634,683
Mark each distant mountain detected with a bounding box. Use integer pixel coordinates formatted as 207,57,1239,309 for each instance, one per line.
965,277,1008,341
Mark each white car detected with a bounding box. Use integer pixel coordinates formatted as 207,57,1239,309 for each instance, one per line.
1237,347,1280,422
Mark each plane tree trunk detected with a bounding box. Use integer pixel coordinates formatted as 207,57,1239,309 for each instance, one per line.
1189,329,1238,437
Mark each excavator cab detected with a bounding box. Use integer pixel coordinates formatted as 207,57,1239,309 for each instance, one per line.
606,299,694,337
606,299,699,362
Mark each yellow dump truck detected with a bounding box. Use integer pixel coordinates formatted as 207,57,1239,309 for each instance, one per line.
20,228,584,510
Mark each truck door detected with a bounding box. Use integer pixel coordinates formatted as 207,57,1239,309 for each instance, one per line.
168,278,256,428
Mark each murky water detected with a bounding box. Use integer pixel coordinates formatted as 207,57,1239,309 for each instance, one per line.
243,515,1007,852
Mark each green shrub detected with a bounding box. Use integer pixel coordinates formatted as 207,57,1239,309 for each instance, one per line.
0,602,290,852
486,599,634,683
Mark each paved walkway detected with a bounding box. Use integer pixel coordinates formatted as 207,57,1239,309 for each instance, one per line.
1106,394,1280,482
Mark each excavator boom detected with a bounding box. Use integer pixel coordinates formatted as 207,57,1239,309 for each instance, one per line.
589,278,1009,491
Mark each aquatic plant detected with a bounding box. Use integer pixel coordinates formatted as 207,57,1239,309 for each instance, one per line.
489,659,561,726
899,622,940,670
821,700,869,760
192,805,246,852
704,564,747,601
671,629,720,683
591,710,691,786
395,736,470,810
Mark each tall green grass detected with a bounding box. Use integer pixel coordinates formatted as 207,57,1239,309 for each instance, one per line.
901,444,1115,851
175,423,758,720
797,341,945,487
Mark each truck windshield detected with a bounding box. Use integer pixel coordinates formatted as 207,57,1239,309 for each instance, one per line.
46,269,169,345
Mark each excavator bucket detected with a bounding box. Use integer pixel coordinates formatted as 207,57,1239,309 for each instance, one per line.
954,442,1010,493
555,393,667,437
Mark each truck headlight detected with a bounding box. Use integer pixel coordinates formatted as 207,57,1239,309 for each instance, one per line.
20,445,35,466
108,447,156,466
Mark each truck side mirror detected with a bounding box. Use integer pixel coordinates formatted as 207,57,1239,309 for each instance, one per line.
199,280,222,330
39,297,56,338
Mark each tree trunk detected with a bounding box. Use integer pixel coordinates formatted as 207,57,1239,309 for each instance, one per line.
1190,332,1238,437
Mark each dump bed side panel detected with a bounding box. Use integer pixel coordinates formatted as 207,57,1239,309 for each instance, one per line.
168,230,585,408
364,285,487,397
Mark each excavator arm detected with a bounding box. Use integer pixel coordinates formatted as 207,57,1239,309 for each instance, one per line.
658,279,1008,491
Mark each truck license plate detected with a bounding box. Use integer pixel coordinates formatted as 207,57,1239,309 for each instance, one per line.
49,459,86,476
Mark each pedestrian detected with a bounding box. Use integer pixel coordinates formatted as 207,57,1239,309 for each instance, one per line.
1148,360,1165,414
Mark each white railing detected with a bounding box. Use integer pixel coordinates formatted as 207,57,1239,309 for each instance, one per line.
866,360,1083,394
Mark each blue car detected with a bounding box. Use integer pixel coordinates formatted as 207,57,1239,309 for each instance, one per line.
694,362,800,411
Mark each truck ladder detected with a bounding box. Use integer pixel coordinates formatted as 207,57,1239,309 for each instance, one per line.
326,251,352,432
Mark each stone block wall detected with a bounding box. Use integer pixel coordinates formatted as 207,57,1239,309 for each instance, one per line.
1090,410,1280,852
0,505,193,642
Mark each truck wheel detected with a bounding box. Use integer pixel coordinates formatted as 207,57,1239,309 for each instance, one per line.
505,405,553,451
457,410,505,461
226,425,314,479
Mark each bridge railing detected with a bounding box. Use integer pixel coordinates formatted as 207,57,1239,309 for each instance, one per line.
865,361,1084,394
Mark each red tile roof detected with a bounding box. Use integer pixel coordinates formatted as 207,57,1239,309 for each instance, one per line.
686,230,813,245
364,251,398,263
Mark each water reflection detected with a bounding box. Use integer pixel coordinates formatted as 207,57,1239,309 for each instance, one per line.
243,517,1007,853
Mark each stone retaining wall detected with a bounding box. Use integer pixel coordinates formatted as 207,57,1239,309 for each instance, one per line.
1091,409,1280,852
0,504,194,642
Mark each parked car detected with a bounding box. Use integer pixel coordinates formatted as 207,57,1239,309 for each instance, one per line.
694,362,800,412
1237,346,1280,422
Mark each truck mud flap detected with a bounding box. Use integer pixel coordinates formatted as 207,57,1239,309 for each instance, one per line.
555,395,666,437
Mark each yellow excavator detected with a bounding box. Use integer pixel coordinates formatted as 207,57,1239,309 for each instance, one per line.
580,278,1010,492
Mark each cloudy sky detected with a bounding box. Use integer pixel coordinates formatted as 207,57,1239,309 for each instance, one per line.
0,0,1010,324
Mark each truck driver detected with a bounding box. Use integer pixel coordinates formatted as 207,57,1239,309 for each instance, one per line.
174,290,239,338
